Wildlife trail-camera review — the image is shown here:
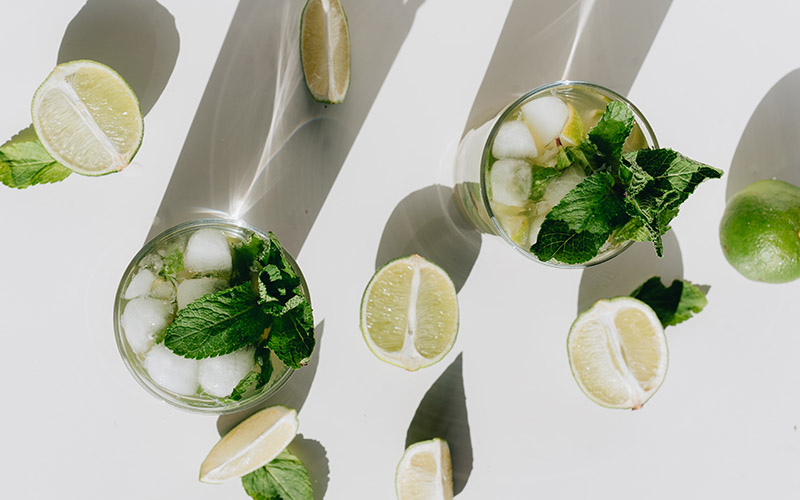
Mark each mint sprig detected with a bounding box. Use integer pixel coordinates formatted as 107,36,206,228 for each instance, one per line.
631,277,708,327
163,232,315,371
530,101,722,262
241,449,313,500
0,133,71,189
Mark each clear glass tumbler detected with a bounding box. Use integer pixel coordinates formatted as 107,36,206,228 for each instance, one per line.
454,81,658,267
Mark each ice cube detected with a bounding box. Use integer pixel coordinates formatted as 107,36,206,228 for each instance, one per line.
121,297,174,354
521,95,568,147
198,347,256,397
124,269,156,299
184,229,232,273
176,277,228,310
489,159,532,207
492,120,538,159
144,344,199,395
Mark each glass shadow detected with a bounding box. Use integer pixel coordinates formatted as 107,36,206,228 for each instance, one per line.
58,0,180,116
376,185,481,292
149,0,426,257
405,353,472,494
726,68,800,201
464,0,672,131
577,231,683,314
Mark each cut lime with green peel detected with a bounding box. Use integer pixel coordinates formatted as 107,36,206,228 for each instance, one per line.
568,297,668,410
31,60,143,176
720,179,800,283
559,103,584,146
396,438,453,500
300,0,350,104
360,255,459,371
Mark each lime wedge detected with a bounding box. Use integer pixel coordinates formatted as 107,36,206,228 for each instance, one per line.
360,255,459,371
568,297,668,409
559,103,585,146
199,406,298,483
396,438,454,500
31,60,143,176
300,0,350,103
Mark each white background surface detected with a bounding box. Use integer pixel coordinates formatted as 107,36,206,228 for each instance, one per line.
2,0,800,498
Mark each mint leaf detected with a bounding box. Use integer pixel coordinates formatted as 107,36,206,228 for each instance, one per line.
229,371,260,401
631,277,708,327
160,246,183,280
529,166,560,201
0,135,71,189
545,172,626,234
622,149,723,255
227,341,274,400
587,101,634,163
268,299,315,369
164,283,268,359
530,219,609,264
242,449,313,500
233,235,266,285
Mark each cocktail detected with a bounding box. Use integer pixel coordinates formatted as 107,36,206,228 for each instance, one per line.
114,219,314,414
455,81,659,266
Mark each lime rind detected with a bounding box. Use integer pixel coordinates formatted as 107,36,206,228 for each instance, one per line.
31,59,143,176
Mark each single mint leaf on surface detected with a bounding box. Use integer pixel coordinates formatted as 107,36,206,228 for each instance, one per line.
267,299,315,369
545,172,627,235
0,134,71,189
529,166,560,201
631,277,708,327
530,219,609,264
587,101,634,163
242,449,313,500
164,282,269,359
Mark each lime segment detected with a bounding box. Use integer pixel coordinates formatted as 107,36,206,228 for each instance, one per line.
396,438,454,500
300,0,350,103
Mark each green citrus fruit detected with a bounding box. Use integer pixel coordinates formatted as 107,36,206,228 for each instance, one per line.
719,179,800,283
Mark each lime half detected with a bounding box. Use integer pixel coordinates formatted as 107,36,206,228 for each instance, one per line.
360,255,459,371
32,60,143,176
568,297,668,410
396,438,454,500
300,0,351,103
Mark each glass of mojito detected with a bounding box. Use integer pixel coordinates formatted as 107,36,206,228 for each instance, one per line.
454,81,658,267
114,219,314,414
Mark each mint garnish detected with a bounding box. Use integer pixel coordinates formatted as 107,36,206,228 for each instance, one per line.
164,283,268,359
228,342,274,401
163,232,315,370
0,135,71,189
631,277,708,327
159,246,184,281
530,102,723,263
242,449,313,500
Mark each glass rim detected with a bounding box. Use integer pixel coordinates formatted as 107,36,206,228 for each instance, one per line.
113,218,298,415
478,80,659,269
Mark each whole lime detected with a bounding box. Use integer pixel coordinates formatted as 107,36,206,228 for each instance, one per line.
719,179,800,283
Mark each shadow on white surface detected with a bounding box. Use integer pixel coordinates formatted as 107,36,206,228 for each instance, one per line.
405,353,472,495
216,320,325,436
577,231,684,313
289,434,329,500
727,68,800,200
58,0,180,116
464,0,672,130
376,186,481,292
149,0,426,257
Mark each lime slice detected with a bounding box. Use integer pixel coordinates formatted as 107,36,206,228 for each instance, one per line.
300,0,350,103
559,103,584,146
31,60,143,176
360,255,459,371
199,406,298,483
568,297,668,409
396,438,453,500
